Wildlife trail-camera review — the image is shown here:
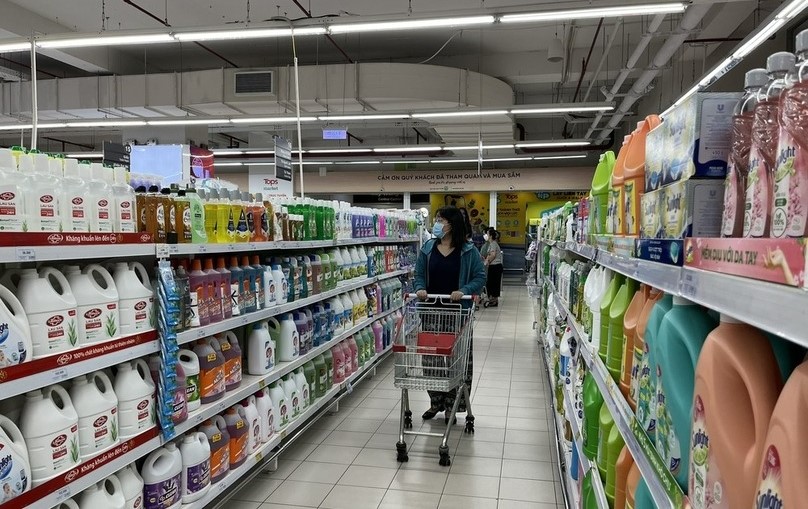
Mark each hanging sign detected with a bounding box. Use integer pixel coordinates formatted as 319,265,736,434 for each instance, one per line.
274,136,293,181
102,141,130,169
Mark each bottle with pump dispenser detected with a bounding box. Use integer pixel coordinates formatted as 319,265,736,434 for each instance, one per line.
59,158,91,233
24,152,63,232
0,148,28,232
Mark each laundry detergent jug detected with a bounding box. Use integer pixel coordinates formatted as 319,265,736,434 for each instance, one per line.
111,262,154,335
582,371,603,460
269,382,288,428
255,388,275,442
78,475,125,509
20,386,80,484
114,359,156,438
179,432,211,503
141,443,182,509
193,339,225,404
70,371,119,459
65,264,119,345
247,322,275,375
273,314,299,362
636,293,672,443
0,415,30,503
218,331,242,391
199,417,229,484
117,464,144,509
620,285,646,404
224,406,248,469
294,368,310,411
282,374,301,420
177,350,200,411
607,278,638,382
0,283,32,367
17,268,78,358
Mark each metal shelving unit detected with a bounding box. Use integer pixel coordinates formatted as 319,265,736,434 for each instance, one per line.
160,236,419,257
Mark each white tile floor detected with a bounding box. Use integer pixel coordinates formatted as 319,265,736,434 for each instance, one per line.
230,287,564,509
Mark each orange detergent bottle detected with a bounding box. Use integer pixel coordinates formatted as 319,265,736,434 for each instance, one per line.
610,136,631,235
623,115,662,237
621,285,648,408
629,288,663,423
625,463,641,509
615,445,635,509
754,360,808,509
690,314,783,509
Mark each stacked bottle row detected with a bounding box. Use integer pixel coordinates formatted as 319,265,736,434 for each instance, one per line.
170,245,411,332
0,261,154,362
546,249,808,508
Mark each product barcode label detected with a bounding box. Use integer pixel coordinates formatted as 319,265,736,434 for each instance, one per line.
155,244,170,258
681,272,699,298
51,368,68,383
16,247,35,261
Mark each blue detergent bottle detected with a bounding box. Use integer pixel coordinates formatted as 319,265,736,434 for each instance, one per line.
636,294,673,444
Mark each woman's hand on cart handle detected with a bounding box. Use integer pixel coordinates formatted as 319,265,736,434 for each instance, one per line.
450,291,464,302
416,289,428,301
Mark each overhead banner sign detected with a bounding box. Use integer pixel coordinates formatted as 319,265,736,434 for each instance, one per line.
248,171,293,199
274,136,293,181
102,141,130,169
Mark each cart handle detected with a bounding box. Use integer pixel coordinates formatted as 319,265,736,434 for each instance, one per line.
408,293,474,301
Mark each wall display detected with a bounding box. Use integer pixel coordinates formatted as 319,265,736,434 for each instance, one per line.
428,193,490,239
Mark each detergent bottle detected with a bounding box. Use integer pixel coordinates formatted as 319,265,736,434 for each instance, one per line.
203,258,223,324
17,267,78,358
141,443,182,509
329,297,345,335
69,371,119,459
180,432,211,503
620,285,647,403
117,464,144,509
294,368,310,411
270,264,287,305
114,359,156,438
689,315,782,509
0,415,30,503
193,339,225,404
582,371,603,460
625,463,641,509
199,417,229,484
263,262,277,309
623,116,661,237
78,475,125,509
591,151,616,236
753,361,808,508
269,382,288,428
177,350,201,412
599,273,624,364
188,259,208,327
254,388,275,442
224,406,248,469
247,322,274,375
655,297,715,490
0,283,32,367
605,421,627,507
323,349,334,388
24,151,63,232
630,288,662,412
607,278,638,382
228,256,244,317
59,158,90,233
172,363,189,425
634,478,655,509
20,386,80,484
635,293,672,443
240,396,261,454
0,148,29,232
218,331,242,391
110,262,154,335
615,446,635,509
597,404,615,483
273,314,299,362
581,471,597,509
589,268,611,351
215,258,232,320
64,264,120,345
611,136,630,235
283,374,301,420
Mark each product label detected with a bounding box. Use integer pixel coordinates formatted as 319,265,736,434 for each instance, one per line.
121,297,154,332
172,387,187,422
292,329,300,357
184,459,210,495
278,398,288,427
689,395,726,509
33,424,80,476
79,304,118,344
264,342,274,370
663,180,686,238
744,147,771,237
182,206,192,241
755,445,784,509
629,344,642,407
266,406,275,438
143,472,181,509
35,310,78,355
230,281,241,316
641,190,661,238
229,429,247,466
209,440,229,480
96,198,113,232
267,280,276,305
290,390,300,418
655,371,681,480
129,491,143,509
773,130,808,238
119,395,155,436
721,166,742,237
0,442,29,503
0,319,28,367
36,194,60,231
200,365,225,400
119,200,136,233
66,195,90,232
79,407,118,454
189,289,202,326
186,374,200,406
636,342,656,437
224,356,242,388
301,384,310,408
0,189,25,231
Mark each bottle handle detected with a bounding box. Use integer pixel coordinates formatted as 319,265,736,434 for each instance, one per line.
0,415,29,465
40,266,73,297
83,264,116,293
0,284,28,323
129,262,152,290
132,358,155,386
44,384,73,414
104,473,124,496
90,370,114,396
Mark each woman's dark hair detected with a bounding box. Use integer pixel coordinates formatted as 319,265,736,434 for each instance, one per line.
486,226,496,236
458,207,473,240
435,206,468,248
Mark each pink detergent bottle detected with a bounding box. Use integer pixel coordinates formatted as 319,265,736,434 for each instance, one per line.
332,343,346,383
744,52,796,237
773,29,808,238
722,69,768,237
372,320,383,353
346,336,358,374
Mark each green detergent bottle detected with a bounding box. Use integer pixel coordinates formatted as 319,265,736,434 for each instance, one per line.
655,297,715,491
607,278,638,382
605,424,627,507
599,273,625,363
583,371,604,460
636,294,673,445
591,151,617,235
581,470,599,509
597,403,615,481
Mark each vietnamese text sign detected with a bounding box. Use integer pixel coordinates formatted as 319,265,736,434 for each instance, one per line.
274,136,293,181
248,171,293,199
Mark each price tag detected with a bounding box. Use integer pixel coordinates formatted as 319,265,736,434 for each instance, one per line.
240,316,249,325
198,245,208,253
216,401,226,413
192,413,204,426
280,429,288,439
258,379,267,390
55,486,71,502
681,271,699,298
217,481,227,493
16,248,35,262
155,244,170,258
168,245,180,255
345,381,353,394
255,451,263,462
196,328,207,339
52,368,69,383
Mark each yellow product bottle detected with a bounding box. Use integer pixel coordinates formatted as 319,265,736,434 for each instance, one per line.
203,189,219,242
215,190,232,244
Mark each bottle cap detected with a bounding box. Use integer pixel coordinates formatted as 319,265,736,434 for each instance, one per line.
797,28,808,54
255,193,264,202
209,189,219,200
242,192,251,202
767,51,796,73
745,68,768,88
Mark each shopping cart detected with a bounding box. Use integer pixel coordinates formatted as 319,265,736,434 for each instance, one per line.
392,294,475,466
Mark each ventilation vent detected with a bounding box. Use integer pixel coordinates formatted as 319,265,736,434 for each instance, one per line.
234,71,274,95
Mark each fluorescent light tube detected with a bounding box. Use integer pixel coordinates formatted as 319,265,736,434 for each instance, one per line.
66,152,103,158
515,141,590,148
307,148,373,154
215,162,244,167
245,150,275,155
231,116,317,123
779,0,808,19
68,120,146,127
445,146,480,151
382,160,432,164
148,118,229,126
415,110,508,119
175,27,325,42
329,15,494,34
38,33,174,49
211,150,244,155
373,146,442,153
533,154,588,160
0,124,33,130
431,159,480,164
510,105,613,114
486,157,534,162
732,19,786,58
482,144,515,150
318,114,411,121
500,3,686,23
344,160,381,164
0,42,30,53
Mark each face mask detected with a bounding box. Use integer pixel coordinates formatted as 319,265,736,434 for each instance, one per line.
432,222,446,239
483,234,489,241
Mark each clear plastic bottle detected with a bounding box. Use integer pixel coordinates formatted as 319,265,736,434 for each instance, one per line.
24,151,63,232
87,163,114,233
111,167,137,233
0,148,28,232
744,52,796,237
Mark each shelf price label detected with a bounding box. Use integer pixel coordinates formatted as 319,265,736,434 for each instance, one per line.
681,271,700,299
628,415,685,509
15,248,36,262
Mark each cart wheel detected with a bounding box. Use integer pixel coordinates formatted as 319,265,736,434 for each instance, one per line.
404,416,413,429
483,301,490,308
396,441,408,462
438,446,451,466
464,416,475,434
444,415,457,425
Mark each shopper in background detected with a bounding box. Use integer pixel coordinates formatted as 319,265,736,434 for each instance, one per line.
414,206,486,420
459,207,473,242
484,230,504,307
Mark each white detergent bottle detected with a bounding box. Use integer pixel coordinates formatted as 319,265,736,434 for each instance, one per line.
282,374,301,420
17,268,78,358
268,382,288,428
0,283,32,367
272,314,298,362
179,432,210,503
294,368,310,411
141,443,182,509
0,414,31,503
111,262,154,335
0,148,29,232
78,474,125,509
340,293,354,329
70,371,119,459
247,322,274,375
241,396,261,454
329,297,345,335
24,152,63,232
116,464,144,509
60,158,91,233
263,264,277,308
57,500,80,509
177,350,201,411
271,264,287,305
87,163,114,233
20,386,80,485
114,359,156,438
254,388,275,442
112,167,137,233
65,264,120,345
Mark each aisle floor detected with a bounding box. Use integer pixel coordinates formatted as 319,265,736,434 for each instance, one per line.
230,287,563,509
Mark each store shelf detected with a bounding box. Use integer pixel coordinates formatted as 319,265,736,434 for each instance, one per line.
176,269,410,345
546,240,808,347
174,302,407,437
0,243,156,264
0,330,159,400
183,345,393,509
159,236,419,257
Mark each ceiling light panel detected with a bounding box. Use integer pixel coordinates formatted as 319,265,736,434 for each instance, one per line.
148,118,229,126
318,114,411,121
175,27,325,42
500,3,686,23
329,15,494,34
230,116,317,123
415,110,508,119
373,146,442,153
37,33,175,49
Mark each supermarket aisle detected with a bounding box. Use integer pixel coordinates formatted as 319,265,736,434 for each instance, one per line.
230,288,563,509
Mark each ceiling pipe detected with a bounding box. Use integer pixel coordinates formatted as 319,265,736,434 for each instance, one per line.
585,12,666,138
582,18,624,102
564,18,603,138
290,0,354,63
596,3,711,141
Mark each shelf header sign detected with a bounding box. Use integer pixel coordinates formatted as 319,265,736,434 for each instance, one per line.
274,136,293,181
